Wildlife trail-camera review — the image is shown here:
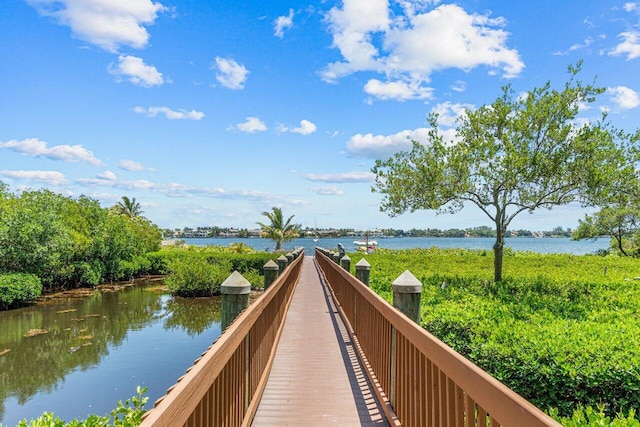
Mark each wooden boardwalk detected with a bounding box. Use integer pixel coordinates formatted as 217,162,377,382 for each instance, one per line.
251,256,389,426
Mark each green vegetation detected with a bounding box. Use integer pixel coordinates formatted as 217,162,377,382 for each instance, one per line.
0,184,162,309
550,406,640,427
573,201,640,257
112,196,144,219
348,248,640,420
372,63,638,282
16,386,148,427
150,245,277,296
0,273,42,310
257,207,300,251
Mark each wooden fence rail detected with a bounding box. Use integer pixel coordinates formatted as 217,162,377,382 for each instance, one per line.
315,249,560,427
139,249,304,427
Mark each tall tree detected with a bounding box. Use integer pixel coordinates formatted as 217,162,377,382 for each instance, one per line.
372,63,634,282
257,207,300,251
114,196,143,218
573,159,640,256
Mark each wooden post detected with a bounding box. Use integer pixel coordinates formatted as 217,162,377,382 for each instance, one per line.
332,252,340,264
263,259,279,290
286,252,294,265
277,255,288,274
355,258,371,286
340,255,351,271
392,270,422,324
221,271,251,331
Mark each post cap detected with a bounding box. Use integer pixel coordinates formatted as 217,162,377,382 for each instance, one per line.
264,259,279,270
221,271,251,294
355,258,371,270
277,255,288,261
341,255,351,262
392,270,422,294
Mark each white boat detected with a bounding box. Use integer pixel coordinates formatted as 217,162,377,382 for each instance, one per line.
353,240,378,246
353,240,378,253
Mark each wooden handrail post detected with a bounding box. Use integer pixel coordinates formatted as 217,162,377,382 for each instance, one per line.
355,258,370,286
286,252,294,265
221,271,251,330
263,259,279,290
392,270,422,324
277,255,288,274
340,255,351,271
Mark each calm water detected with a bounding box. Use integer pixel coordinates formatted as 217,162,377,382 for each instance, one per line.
178,236,609,255
0,282,221,426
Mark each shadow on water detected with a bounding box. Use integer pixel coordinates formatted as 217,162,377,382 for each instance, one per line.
0,280,222,426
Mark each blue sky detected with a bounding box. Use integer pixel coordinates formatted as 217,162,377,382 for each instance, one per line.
1,0,640,232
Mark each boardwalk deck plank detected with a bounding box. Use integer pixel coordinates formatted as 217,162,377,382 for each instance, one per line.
251,256,388,426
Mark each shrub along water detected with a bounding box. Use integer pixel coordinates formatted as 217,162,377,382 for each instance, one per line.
151,245,279,296
0,184,162,309
17,386,148,427
348,248,640,421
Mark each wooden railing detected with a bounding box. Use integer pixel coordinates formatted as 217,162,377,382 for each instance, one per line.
315,249,560,427
140,250,304,427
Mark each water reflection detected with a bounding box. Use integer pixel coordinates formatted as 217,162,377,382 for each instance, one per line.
0,281,222,426
164,297,221,336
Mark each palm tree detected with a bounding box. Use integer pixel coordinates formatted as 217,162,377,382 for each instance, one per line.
257,207,300,251
114,196,143,218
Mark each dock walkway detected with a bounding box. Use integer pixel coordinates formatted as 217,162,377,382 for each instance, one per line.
251,256,389,426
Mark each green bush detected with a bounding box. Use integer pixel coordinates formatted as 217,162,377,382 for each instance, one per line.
549,406,640,426
17,386,148,427
165,256,232,297
0,273,42,309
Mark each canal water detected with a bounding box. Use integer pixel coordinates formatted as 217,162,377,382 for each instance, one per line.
0,281,222,426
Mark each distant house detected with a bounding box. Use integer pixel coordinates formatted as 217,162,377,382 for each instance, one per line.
248,229,262,237
220,228,239,238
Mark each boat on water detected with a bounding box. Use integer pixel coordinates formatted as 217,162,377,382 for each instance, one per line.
353,240,378,253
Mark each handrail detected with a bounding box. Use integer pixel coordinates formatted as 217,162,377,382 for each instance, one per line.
315,249,560,427
140,250,304,427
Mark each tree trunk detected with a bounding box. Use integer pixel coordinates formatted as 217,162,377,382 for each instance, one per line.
615,234,628,256
493,227,504,282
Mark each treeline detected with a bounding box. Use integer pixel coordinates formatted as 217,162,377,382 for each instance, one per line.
165,225,574,239
0,183,162,309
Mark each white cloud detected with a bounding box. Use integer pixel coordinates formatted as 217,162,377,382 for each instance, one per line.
431,102,473,127
303,171,375,183
1,170,68,186
310,185,344,195
109,55,165,87
279,119,317,135
346,128,430,158
118,159,155,171
26,0,167,52
451,80,466,92
214,57,249,90
291,120,317,135
0,138,102,165
608,86,640,109
75,175,288,203
321,2,523,101
624,2,639,12
610,31,640,59
134,106,205,120
98,170,117,180
233,117,267,133
274,9,294,38
364,79,433,101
